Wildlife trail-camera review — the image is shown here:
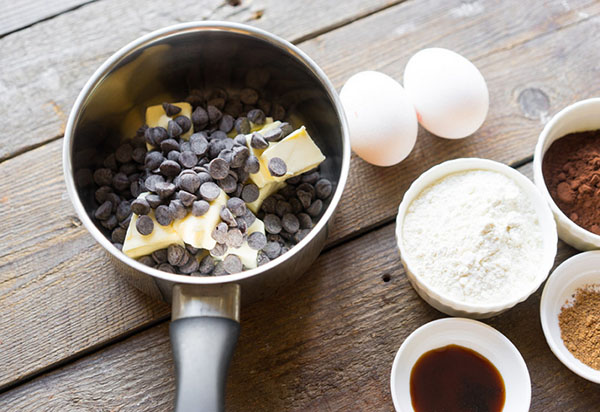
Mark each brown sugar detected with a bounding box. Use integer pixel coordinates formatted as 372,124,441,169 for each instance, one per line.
542,130,600,235
558,285,600,370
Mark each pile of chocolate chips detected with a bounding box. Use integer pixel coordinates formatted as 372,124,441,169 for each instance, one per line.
84,87,333,276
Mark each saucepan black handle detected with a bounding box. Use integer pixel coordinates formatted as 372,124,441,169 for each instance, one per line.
170,284,241,412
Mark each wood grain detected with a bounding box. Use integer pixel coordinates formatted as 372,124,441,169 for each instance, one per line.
2,0,600,390
0,0,406,161
0,0,91,37
0,209,594,411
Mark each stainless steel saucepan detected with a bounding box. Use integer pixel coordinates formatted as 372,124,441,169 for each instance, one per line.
63,22,350,412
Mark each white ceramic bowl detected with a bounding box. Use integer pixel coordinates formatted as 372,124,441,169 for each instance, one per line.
540,251,600,383
533,98,600,251
396,158,558,318
390,318,531,412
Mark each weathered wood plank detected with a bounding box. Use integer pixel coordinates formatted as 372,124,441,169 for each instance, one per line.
0,206,593,411
2,0,600,390
0,0,406,161
0,0,91,37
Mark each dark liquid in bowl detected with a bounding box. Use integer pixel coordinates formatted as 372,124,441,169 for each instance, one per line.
410,344,505,412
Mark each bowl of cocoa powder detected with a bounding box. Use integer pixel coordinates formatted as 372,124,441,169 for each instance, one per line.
540,251,600,383
533,97,600,251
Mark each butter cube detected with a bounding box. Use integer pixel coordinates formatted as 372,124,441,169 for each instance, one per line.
173,190,228,250
246,181,286,214
145,102,193,149
123,210,184,259
217,218,265,269
250,126,325,188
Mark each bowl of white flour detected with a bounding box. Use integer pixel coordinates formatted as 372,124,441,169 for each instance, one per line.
396,158,557,318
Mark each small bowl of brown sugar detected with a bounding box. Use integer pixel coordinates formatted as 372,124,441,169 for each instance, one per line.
533,97,600,250
540,251,600,383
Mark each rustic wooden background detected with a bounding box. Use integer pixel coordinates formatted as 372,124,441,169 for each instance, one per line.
2,0,600,410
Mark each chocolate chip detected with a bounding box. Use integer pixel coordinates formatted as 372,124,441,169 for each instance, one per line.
155,181,176,199
220,207,237,226
314,178,332,199
207,105,222,124
157,263,176,273
225,100,243,118
162,102,182,116
268,157,287,177
175,116,192,134
192,200,210,216
94,201,112,220
190,133,209,156
152,249,167,264
234,134,248,146
167,119,183,138
106,193,121,212
136,215,154,235
243,208,256,227
130,181,143,198
111,227,126,244
294,229,311,243
247,109,265,125
210,243,228,258
200,182,221,201
235,216,248,233
247,232,267,250
289,198,303,214
208,139,227,159
261,196,277,214
169,199,187,220
218,175,237,194
119,162,138,176
275,200,292,217
212,130,229,141
263,127,283,142
160,160,181,177
103,153,118,171
240,88,259,105
116,200,132,221
272,103,285,120
257,251,270,266
264,214,282,234
306,199,323,217
178,190,196,207
282,213,300,234
199,255,215,274
178,174,199,194
115,144,133,163
146,127,168,146
138,255,155,267
95,186,112,204
101,215,118,230
297,213,313,229
167,150,180,162
167,244,186,266
226,228,244,248
241,183,259,203
119,215,132,229
212,222,229,244
287,175,302,185
235,117,251,134
93,168,113,186
179,151,198,169
219,114,234,133
155,205,173,226
179,256,199,274
218,149,234,164
145,151,164,170
160,138,180,153
244,155,260,174
263,241,282,259
208,158,230,180
231,145,249,168
223,255,242,274
132,147,147,164
297,190,312,209
208,97,225,110
145,194,162,209
227,197,247,217
250,133,268,150
301,171,320,185
112,172,130,191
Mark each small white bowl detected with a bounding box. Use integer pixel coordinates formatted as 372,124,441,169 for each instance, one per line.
540,251,600,383
533,97,600,251
390,318,531,412
396,158,558,318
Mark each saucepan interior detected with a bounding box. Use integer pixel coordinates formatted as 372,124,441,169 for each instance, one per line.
64,22,350,300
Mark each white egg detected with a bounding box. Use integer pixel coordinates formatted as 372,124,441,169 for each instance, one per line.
340,71,418,166
403,48,489,139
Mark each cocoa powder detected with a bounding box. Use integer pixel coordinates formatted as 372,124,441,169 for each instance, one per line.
558,285,600,370
542,130,600,235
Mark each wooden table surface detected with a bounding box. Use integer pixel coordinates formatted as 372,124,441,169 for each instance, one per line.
2,0,600,410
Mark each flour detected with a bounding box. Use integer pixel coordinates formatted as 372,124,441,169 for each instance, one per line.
402,170,544,305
